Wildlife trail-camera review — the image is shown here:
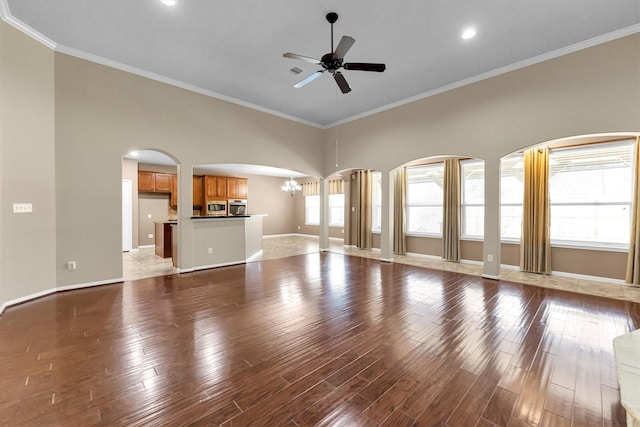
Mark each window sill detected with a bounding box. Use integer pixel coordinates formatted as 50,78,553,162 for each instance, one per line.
500,239,628,253
406,232,442,238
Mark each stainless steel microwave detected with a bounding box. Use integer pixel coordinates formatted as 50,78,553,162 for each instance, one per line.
206,200,227,217
228,199,247,216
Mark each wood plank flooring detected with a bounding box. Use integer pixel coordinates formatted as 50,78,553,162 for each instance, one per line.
1,253,638,426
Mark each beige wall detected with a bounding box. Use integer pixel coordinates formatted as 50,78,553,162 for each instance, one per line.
138,194,170,247
240,174,297,236
325,33,640,278
0,21,56,303
54,50,324,287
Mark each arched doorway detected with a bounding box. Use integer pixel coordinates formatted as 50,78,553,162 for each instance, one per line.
122,149,180,280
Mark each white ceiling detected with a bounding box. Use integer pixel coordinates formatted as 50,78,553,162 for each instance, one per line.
3,1,639,128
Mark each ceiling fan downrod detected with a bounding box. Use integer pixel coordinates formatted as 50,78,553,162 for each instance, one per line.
326,12,338,53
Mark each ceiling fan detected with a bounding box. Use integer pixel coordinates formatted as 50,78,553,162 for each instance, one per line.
283,12,386,94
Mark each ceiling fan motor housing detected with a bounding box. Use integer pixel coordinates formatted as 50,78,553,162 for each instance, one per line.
321,52,342,73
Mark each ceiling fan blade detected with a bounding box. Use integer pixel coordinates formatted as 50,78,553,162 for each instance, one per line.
334,71,351,94
343,62,386,72
283,53,321,65
333,36,355,60
294,71,324,88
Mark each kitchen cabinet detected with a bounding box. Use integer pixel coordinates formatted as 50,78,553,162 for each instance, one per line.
170,175,178,207
138,171,155,192
138,171,175,193
227,177,248,199
155,173,173,192
193,176,204,207
205,176,227,200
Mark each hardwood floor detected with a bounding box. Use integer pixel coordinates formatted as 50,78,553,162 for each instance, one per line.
1,253,638,426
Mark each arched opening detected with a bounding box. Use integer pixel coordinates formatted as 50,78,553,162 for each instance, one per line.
122,149,180,280
393,155,485,263
498,132,640,282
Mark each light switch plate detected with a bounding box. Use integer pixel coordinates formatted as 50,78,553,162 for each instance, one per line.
13,203,33,213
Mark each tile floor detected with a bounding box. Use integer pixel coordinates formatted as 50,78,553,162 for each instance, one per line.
123,234,640,303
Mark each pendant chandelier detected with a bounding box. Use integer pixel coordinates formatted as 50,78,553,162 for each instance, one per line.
282,178,302,197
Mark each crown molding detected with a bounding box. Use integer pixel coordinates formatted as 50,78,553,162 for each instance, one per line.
0,1,56,49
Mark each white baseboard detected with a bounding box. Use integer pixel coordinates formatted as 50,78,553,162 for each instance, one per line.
482,274,501,280
0,277,123,315
191,260,245,272
550,270,626,285
499,263,626,285
263,233,300,239
138,245,155,249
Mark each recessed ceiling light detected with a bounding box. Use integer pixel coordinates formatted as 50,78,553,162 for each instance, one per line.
161,0,176,6
462,28,476,40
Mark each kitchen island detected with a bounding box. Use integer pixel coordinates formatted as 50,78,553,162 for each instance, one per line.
189,215,264,270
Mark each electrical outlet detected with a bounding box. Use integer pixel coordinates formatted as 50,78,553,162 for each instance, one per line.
487,254,494,262
298,226,301,230
67,261,76,270
148,234,153,239
13,203,33,213
207,248,213,254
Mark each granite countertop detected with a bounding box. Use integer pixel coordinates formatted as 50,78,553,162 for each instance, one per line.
191,215,251,219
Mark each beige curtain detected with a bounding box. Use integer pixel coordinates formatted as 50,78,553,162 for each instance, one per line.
356,170,373,249
329,179,344,194
442,158,461,262
394,168,406,254
520,147,551,274
626,137,640,283
302,181,319,196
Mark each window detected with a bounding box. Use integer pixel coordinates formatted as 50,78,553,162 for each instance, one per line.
372,171,382,232
461,160,484,238
500,140,635,246
500,155,524,240
305,195,320,225
406,164,444,235
548,140,634,247
329,194,345,227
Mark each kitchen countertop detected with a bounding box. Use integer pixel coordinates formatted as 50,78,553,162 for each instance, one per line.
191,215,251,219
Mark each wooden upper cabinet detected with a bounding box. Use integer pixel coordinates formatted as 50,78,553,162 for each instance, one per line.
138,171,155,192
204,176,227,200
170,175,178,207
138,171,176,193
193,176,204,207
227,177,248,199
155,173,173,192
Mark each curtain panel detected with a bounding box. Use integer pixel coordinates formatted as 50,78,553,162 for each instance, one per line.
626,137,640,284
393,168,407,255
302,181,319,196
329,179,344,195
356,170,373,249
520,147,551,274
442,158,461,262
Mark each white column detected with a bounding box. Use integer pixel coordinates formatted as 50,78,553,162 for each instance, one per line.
319,178,329,251
482,157,501,278
380,169,394,262
177,164,194,272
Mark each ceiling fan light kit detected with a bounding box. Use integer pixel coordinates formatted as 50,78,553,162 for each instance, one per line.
283,12,386,94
